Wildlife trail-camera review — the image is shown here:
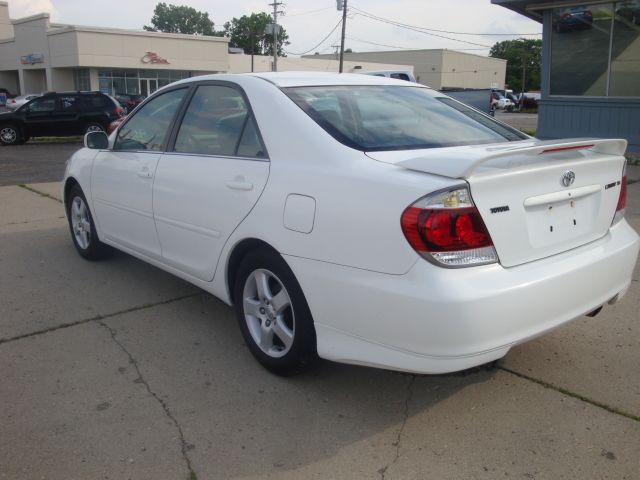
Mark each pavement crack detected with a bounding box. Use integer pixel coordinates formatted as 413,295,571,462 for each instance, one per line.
18,184,63,203
0,293,200,346
378,375,416,480
98,320,197,480
499,366,640,423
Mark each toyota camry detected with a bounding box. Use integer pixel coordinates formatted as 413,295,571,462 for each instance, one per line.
63,72,639,375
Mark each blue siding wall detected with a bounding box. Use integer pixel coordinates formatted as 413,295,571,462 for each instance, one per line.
537,98,640,152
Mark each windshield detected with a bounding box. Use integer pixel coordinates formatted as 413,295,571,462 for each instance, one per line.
284,85,525,151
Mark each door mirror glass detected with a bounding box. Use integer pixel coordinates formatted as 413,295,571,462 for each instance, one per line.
85,131,109,150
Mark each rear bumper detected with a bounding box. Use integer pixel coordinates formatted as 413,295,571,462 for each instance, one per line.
284,219,639,374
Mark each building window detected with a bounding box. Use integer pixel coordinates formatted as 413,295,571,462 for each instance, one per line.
97,69,191,95
550,2,640,97
73,69,90,91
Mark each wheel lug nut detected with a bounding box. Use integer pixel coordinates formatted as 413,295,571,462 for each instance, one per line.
259,307,265,314
265,320,271,327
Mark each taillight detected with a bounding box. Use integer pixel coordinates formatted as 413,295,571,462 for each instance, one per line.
113,106,124,117
612,164,627,225
585,10,593,17
401,186,498,267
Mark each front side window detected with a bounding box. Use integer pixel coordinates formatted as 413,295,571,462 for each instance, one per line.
25,97,55,112
174,85,265,158
115,88,186,152
284,86,525,151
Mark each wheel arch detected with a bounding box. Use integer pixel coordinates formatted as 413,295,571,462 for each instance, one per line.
226,238,282,305
63,177,80,210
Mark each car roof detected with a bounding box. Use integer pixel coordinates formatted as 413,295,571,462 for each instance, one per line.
173,72,425,89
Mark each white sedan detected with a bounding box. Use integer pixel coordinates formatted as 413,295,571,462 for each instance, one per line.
63,72,639,375
5,93,40,110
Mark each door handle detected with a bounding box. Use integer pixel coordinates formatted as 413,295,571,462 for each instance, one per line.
226,181,253,191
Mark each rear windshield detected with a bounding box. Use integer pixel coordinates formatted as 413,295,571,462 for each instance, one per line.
283,85,525,151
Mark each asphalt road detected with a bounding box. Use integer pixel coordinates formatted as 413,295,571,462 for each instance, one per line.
0,140,81,186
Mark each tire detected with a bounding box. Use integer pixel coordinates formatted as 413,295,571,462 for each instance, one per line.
234,248,318,376
0,124,21,145
66,184,112,260
84,122,105,134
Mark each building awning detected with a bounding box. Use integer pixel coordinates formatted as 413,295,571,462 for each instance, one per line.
491,0,549,22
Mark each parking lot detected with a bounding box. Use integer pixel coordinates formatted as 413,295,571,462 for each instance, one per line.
1,142,639,480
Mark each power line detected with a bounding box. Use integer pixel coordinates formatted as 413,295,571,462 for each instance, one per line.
284,18,343,56
349,6,542,37
345,35,490,51
350,12,494,48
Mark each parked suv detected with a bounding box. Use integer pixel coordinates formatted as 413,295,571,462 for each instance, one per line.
0,91,123,145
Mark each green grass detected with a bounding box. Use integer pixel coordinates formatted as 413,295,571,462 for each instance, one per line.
519,128,537,137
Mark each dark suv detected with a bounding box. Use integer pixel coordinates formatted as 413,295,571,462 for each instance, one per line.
0,91,123,145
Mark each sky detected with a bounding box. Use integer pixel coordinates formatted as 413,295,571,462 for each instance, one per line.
7,0,542,56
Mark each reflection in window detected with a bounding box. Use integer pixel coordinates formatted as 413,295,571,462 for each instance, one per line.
550,2,640,97
550,3,613,96
27,98,55,112
175,85,259,157
115,88,186,152
610,1,640,96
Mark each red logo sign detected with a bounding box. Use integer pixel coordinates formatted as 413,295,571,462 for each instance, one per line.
141,52,170,64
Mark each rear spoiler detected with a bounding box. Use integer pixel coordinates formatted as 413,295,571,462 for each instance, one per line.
392,138,627,179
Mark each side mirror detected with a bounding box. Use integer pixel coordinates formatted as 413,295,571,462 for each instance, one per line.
84,131,109,150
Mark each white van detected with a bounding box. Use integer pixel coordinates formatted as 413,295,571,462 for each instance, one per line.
360,70,417,82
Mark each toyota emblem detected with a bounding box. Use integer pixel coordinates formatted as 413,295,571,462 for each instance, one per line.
561,171,575,187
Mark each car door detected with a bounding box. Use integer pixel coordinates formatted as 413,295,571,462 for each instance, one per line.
153,82,270,281
21,96,56,137
91,87,188,259
53,94,81,135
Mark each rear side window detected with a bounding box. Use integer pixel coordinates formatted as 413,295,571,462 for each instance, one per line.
84,95,110,109
284,85,526,151
174,85,265,158
115,88,186,152
58,95,80,111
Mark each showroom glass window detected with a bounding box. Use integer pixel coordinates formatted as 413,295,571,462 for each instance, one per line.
114,88,186,152
550,2,640,96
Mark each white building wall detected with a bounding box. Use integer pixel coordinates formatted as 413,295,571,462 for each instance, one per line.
228,55,414,75
306,50,507,90
441,51,506,89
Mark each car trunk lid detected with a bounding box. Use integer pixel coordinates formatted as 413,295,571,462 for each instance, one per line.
367,138,627,267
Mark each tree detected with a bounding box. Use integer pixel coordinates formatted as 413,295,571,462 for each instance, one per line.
224,13,290,56
144,3,223,36
490,38,542,92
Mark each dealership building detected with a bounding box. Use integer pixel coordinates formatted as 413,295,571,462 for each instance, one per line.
494,0,640,151
0,1,411,98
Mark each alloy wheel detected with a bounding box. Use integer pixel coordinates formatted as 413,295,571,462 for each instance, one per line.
71,196,92,249
0,127,17,144
242,269,295,358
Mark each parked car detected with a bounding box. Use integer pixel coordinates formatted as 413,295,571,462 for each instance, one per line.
114,93,145,114
491,92,515,110
0,91,123,145
555,6,593,32
64,72,638,376
616,0,640,24
5,94,41,111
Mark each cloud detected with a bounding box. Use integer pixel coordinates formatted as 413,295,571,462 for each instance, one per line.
8,0,58,20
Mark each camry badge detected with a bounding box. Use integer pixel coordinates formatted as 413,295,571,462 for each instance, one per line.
561,171,575,187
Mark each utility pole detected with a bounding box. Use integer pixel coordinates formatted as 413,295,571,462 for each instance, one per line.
521,54,527,110
268,1,283,72
338,0,348,73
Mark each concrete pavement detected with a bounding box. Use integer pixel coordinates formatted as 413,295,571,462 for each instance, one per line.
0,182,638,480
